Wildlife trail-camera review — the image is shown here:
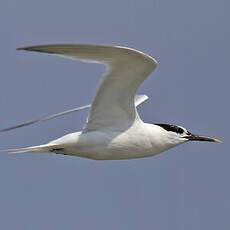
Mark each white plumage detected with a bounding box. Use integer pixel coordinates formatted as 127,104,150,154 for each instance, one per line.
2,44,221,159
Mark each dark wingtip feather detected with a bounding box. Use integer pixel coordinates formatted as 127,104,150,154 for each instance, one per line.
16,45,52,53
17,46,33,51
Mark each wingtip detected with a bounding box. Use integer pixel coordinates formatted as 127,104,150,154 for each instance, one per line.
16,46,32,51
143,94,149,100
16,45,49,53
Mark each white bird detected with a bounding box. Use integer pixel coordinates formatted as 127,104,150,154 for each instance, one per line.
2,44,221,160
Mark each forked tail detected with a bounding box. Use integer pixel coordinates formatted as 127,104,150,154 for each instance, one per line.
1,143,61,154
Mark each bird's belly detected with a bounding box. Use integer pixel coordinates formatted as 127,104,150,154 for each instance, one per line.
62,130,165,160
66,143,157,160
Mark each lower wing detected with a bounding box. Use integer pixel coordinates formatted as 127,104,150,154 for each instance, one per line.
0,95,148,133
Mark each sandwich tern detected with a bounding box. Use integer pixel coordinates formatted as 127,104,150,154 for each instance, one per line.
1,44,221,159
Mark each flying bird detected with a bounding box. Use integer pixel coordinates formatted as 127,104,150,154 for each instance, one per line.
1,44,221,159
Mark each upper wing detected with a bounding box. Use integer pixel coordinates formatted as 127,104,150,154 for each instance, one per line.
17,44,157,131
0,95,148,133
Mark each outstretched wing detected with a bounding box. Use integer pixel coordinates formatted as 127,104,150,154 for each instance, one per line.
17,44,157,131
0,95,148,133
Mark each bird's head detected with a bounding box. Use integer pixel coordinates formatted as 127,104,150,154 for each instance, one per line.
155,123,222,145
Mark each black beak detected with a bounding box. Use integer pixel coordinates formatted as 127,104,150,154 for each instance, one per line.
185,134,222,143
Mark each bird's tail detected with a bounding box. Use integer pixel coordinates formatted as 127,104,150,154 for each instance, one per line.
1,143,61,154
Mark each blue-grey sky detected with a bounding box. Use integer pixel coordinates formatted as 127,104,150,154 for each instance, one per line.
0,0,229,229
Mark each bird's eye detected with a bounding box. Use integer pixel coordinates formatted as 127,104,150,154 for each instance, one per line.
175,127,184,134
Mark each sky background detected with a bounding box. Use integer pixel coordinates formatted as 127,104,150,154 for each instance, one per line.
0,0,229,229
